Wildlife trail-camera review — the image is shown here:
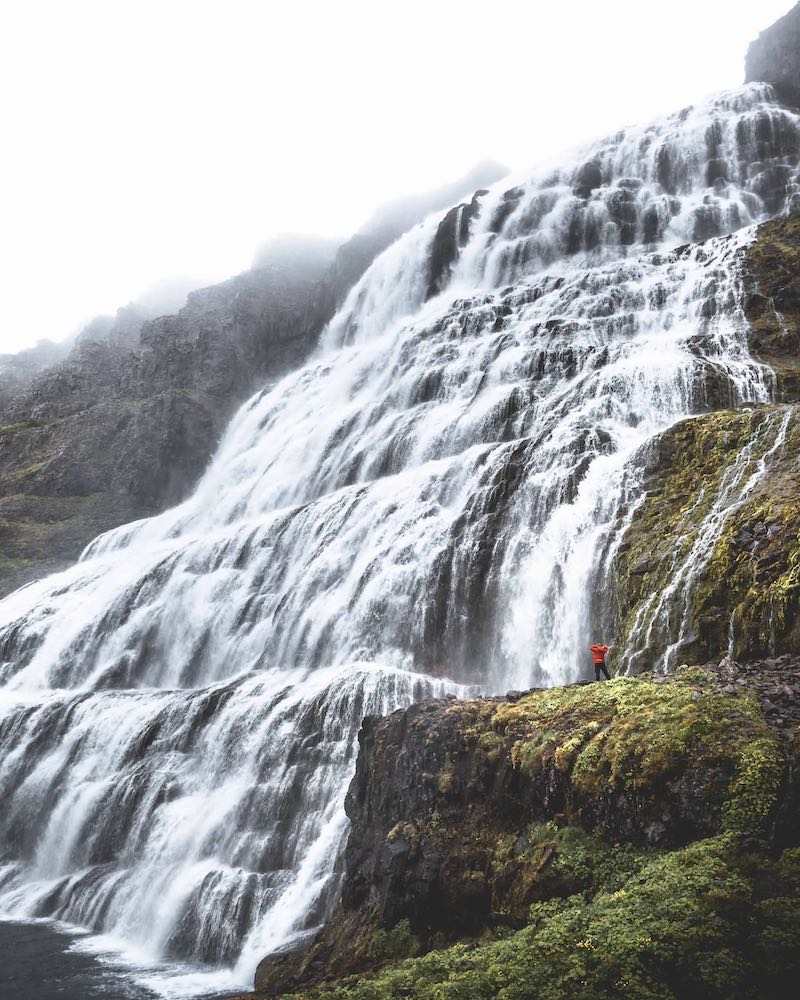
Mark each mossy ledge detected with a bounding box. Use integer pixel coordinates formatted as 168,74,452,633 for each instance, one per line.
236,659,800,999
613,403,800,670
744,213,800,402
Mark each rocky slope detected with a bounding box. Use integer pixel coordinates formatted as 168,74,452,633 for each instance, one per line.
0,339,71,411
239,659,799,999
0,163,506,598
0,254,331,596
746,1,800,109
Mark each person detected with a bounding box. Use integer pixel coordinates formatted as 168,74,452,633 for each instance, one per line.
590,643,612,681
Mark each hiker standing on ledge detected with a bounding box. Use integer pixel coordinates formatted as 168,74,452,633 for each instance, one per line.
590,643,612,681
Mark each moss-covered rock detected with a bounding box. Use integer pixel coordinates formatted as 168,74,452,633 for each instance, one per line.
281,837,800,1000
744,214,800,401
613,404,800,669
246,662,799,998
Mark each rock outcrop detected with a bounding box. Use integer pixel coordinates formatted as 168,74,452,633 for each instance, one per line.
613,404,800,669
744,213,800,400
0,339,71,411
245,661,800,999
609,213,800,671
746,2,800,109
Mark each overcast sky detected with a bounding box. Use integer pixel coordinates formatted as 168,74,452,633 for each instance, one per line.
0,0,794,353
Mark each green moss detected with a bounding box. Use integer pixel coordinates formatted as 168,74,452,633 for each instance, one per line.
287,837,800,1000
722,737,784,835
437,754,456,795
615,403,800,667
0,419,43,436
369,920,421,962
491,676,780,834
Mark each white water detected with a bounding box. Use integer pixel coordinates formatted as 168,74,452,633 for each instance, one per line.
0,83,798,992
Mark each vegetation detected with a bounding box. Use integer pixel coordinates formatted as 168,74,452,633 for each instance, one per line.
614,405,800,667
285,839,800,1000
492,672,783,835
250,668,798,999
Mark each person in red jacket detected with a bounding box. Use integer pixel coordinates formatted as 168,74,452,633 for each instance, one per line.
590,643,612,681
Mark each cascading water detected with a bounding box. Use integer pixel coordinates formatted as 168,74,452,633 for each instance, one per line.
0,82,799,992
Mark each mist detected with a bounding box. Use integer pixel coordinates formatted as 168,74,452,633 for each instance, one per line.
0,0,794,353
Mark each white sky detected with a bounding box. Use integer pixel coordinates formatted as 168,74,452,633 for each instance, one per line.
0,0,794,353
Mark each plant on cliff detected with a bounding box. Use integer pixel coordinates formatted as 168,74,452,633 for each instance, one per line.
613,403,800,668
287,838,800,1000
493,674,784,836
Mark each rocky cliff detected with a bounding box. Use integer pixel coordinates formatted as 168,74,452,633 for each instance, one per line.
0,163,506,598
243,659,799,999
746,2,800,109
0,254,331,597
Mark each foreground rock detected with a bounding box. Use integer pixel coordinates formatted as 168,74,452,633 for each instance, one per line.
245,660,800,999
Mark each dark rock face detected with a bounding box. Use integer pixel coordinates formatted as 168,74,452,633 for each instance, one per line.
744,213,800,400
250,662,800,997
0,257,332,597
746,2,800,108
426,190,488,298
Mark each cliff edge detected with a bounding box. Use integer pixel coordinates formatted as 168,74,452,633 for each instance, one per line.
746,2,800,108
243,661,800,999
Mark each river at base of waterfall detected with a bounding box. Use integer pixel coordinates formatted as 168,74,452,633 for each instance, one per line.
0,918,255,998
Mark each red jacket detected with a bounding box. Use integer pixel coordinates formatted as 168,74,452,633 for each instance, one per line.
590,644,609,664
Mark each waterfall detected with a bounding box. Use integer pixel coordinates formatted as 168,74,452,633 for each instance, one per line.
0,82,799,992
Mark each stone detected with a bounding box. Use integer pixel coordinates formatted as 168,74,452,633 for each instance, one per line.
573,161,603,199
746,2,800,108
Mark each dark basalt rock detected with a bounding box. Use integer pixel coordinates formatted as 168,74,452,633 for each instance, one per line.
573,160,603,199
426,190,488,298
746,2,800,109
245,662,800,996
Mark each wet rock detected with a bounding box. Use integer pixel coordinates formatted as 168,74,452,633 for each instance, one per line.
426,191,487,298
574,161,603,199
252,663,800,995
613,403,800,666
746,2,800,108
